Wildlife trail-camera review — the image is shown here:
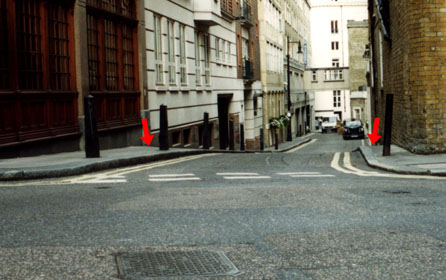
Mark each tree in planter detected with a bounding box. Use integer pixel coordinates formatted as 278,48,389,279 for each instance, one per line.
268,115,290,148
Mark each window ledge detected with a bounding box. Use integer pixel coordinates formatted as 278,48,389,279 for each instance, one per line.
156,86,168,92
169,86,180,92
324,80,345,83
311,81,318,83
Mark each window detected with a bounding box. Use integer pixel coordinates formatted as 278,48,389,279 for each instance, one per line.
226,41,231,64
222,41,226,62
325,69,343,81
312,70,317,81
332,59,339,67
179,23,187,85
221,0,233,14
195,31,201,86
0,0,78,145
86,0,139,128
154,15,163,84
203,34,210,85
333,90,341,107
331,20,338,33
167,20,176,84
331,41,339,50
215,37,220,60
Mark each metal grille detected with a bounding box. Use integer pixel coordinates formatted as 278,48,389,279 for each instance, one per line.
48,3,70,90
87,14,100,90
122,24,135,90
104,19,118,91
0,0,8,89
16,0,43,90
115,250,240,278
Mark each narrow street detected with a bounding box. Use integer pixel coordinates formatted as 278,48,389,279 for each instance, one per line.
1,133,445,279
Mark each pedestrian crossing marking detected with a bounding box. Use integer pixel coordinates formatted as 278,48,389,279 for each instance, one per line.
223,176,271,180
149,173,200,182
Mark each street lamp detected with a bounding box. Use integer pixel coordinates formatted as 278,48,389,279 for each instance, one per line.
286,36,303,141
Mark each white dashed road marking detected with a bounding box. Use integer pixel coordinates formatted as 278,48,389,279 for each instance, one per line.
217,173,271,180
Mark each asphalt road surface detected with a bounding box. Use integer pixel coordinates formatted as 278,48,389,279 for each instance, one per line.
1,133,445,279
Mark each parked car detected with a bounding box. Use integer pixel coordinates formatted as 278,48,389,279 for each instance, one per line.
321,115,339,133
342,119,365,139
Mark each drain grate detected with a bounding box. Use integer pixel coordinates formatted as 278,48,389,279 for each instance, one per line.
115,250,239,279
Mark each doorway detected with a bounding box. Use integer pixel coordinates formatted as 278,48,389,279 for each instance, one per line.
218,95,232,149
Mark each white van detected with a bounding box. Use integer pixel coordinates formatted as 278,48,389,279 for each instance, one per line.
321,115,339,133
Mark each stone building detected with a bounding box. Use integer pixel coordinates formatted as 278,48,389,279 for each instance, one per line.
369,0,446,153
145,0,250,150
283,0,314,137
256,0,285,146
0,0,147,158
347,20,370,129
236,0,263,150
305,0,368,123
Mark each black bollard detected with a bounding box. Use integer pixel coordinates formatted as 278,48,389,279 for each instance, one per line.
240,123,245,151
159,104,169,150
383,94,394,156
260,128,264,151
229,118,235,150
203,112,210,150
84,95,100,158
275,131,279,150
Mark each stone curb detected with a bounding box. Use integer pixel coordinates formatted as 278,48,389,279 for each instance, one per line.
357,146,442,176
0,138,311,181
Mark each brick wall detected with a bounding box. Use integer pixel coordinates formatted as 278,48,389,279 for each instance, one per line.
371,0,446,154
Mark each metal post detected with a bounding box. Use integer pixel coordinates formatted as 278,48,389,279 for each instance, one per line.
159,104,169,150
275,131,279,150
240,123,245,151
84,95,100,158
286,36,292,141
229,118,235,150
260,128,264,151
203,112,210,150
383,94,394,156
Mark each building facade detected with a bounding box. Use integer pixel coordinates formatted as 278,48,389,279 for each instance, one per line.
283,0,314,137
369,0,446,154
306,0,368,123
145,0,250,150
257,0,285,146
347,20,370,130
0,0,147,158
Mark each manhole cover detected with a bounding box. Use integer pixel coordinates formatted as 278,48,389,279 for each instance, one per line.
383,190,411,194
115,250,239,279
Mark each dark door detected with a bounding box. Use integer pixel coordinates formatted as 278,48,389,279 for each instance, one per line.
218,95,231,149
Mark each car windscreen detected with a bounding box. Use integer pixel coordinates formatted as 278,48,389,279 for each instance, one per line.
345,120,361,126
323,117,337,123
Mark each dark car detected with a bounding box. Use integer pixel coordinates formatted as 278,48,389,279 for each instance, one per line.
342,120,365,140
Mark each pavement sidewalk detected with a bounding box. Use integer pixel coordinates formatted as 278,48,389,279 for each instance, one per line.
0,136,311,181
358,144,446,176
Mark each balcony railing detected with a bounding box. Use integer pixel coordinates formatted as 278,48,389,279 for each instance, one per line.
243,59,254,80
238,1,253,27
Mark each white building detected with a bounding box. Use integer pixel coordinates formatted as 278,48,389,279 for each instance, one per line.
306,0,368,122
283,0,314,137
145,0,246,149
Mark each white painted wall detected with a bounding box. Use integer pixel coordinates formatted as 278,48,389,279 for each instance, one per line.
310,0,368,68
145,0,243,135
308,0,367,121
